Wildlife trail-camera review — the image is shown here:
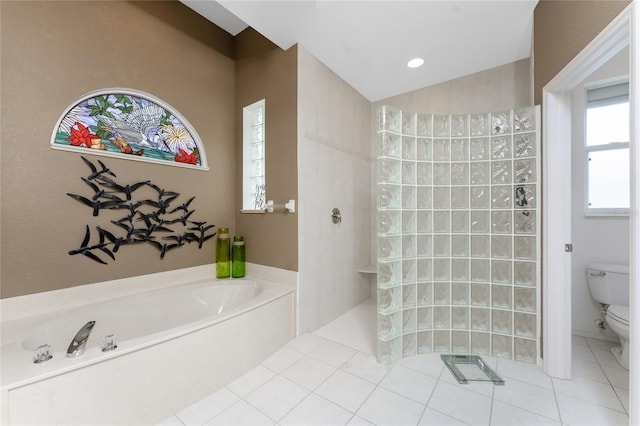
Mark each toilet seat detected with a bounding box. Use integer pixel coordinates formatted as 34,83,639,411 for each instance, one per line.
607,304,629,326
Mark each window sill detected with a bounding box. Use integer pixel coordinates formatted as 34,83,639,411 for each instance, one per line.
584,212,629,218
240,209,266,214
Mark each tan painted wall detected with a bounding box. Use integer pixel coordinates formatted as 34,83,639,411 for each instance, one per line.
0,1,236,298
533,0,630,105
234,29,298,271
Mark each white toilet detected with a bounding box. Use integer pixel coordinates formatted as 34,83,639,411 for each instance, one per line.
587,263,630,369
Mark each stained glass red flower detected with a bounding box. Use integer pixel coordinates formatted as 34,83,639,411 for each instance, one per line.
66,122,98,148
174,149,198,165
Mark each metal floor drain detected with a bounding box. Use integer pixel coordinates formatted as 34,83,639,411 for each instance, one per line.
441,354,505,385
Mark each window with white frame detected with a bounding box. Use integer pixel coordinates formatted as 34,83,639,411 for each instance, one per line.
242,99,266,211
585,80,629,215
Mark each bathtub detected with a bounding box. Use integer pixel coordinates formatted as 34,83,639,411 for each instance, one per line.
0,264,296,425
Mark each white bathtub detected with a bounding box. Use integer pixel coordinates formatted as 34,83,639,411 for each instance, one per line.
0,264,296,425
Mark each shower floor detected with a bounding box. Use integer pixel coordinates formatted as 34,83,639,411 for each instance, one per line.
158,299,629,425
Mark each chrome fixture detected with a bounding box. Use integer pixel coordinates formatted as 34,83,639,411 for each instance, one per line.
331,208,341,224
265,199,296,213
101,334,118,352
66,320,95,358
33,344,53,364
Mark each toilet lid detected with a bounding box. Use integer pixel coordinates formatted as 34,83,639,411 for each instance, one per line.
608,305,629,325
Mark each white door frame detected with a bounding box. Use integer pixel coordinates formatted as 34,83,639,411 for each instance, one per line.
542,3,638,424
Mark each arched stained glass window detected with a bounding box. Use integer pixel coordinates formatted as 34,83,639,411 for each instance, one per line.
51,88,208,170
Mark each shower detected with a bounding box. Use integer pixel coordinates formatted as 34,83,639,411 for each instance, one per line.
375,106,540,364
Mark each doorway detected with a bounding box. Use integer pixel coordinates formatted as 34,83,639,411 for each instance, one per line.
541,3,638,424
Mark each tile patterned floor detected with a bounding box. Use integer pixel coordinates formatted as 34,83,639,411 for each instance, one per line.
158,301,629,426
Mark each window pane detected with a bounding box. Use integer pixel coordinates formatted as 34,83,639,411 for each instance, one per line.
587,148,629,209
243,99,265,210
251,142,264,161
252,106,264,126
251,124,264,143
586,102,629,146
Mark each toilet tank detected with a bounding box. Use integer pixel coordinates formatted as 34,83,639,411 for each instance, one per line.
587,263,629,306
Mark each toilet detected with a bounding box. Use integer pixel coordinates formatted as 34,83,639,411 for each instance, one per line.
587,263,630,369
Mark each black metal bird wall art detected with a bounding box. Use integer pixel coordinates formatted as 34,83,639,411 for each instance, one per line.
67,156,216,264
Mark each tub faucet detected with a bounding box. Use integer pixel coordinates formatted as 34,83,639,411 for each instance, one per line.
66,321,95,358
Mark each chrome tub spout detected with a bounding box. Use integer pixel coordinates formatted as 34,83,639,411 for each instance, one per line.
66,321,95,358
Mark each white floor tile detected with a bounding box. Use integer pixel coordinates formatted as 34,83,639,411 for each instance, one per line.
314,298,377,355
427,380,492,425
205,400,274,425
398,353,445,379
155,415,185,425
555,393,629,426
490,400,561,426
281,355,337,390
341,351,391,384
571,342,597,363
176,387,239,425
227,365,276,397
245,375,309,421
571,357,608,384
572,335,588,347
309,339,358,368
316,369,376,413
585,337,617,350
280,393,354,426
357,386,425,426
601,364,629,389
590,347,622,368
552,376,625,412
419,407,470,425
262,346,305,373
493,377,560,421
379,365,438,404
496,358,553,390
613,386,629,414
347,415,375,425
163,312,632,426
287,333,327,354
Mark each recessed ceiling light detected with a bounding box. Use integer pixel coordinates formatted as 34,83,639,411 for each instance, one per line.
407,57,424,69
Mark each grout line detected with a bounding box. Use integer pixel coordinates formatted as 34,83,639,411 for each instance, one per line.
611,386,629,415
582,340,629,414
591,343,630,415
415,361,446,425
549,377,564,426
487,357,498,425
490,397,564,425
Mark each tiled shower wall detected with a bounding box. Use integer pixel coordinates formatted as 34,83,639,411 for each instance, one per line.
375,106,540,364
298,47,372,333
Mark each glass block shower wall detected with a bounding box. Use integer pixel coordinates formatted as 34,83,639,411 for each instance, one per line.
376,106,540,364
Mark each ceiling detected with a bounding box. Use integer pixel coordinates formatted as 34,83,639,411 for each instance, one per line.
181,1,538,102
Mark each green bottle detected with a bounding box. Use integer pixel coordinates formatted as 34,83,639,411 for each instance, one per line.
232,236,246,278
216,228,230,278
